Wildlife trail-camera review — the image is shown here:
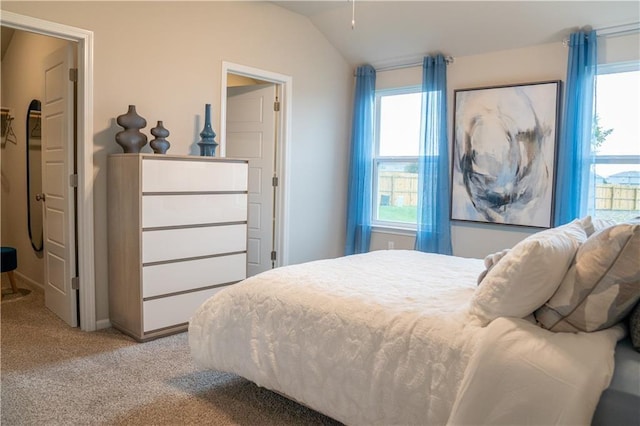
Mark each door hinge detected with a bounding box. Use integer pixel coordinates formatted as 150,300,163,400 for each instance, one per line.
271,251,277,261
70,174,78,187
273,100,280,112
71,276,79,290
272,176,278,187
69,68,78,82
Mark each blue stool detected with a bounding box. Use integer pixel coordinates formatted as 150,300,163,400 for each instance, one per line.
1,247,18,293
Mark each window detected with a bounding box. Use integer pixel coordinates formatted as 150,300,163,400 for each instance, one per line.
592,63,640,221
373,87,421,228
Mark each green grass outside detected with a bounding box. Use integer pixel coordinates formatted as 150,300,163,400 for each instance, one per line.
594,210,640,222
378,207,638,225
378,205,417,223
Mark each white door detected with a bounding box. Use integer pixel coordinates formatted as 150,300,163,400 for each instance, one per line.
42,45,77,326
226,83,277,277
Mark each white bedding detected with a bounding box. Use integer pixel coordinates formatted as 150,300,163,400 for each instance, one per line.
189,250,623,425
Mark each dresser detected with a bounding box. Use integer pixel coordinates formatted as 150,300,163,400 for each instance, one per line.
107,154,248,341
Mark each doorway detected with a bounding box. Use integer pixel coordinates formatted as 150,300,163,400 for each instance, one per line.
1,11,96,331
220,62,292,273
1,29,78,326
226,82,277,277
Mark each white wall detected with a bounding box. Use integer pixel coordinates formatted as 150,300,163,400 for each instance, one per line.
371,32,640,258
599,32,640,64
1,1,352,323
1,30,68,288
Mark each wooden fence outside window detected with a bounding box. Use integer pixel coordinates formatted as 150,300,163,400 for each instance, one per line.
379,172,640,212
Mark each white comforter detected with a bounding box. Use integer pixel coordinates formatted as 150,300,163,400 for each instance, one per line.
189,250,623,425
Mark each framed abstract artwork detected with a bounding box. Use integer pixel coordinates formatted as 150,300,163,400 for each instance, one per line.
450,80,561,228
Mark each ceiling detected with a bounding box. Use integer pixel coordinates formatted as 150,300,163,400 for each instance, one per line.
272,1,640,68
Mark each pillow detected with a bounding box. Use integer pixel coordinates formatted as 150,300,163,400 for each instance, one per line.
579,215,617,237
477,249,510,285
469,219,587,325
629,302,640,352
535,221,640,332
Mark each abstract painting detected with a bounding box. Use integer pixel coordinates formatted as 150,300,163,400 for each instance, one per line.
451,81,560,228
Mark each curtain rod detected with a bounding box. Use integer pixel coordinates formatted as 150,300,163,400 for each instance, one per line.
376,56,454,72
353,56,454,76
596,22,640,38
563,21,640,45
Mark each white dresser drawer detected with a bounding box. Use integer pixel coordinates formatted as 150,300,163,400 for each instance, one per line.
142,253,246,298
143,286,226,332
142,224,247,263
142,194,247,228
142,159,248,192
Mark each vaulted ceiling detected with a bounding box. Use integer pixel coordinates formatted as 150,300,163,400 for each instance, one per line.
1,27,15,60
273,1,640,68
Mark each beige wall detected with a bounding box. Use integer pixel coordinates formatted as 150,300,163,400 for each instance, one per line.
1,30,68,288
2,1,352,324
371,32,640,258
3,1,637,324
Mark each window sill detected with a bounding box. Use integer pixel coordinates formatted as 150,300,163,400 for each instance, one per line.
371,225,416,236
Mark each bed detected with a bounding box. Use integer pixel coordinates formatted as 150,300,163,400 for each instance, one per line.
189,217,640,425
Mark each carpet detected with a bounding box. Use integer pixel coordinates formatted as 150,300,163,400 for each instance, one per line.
1,287,32,303
1,284,342,425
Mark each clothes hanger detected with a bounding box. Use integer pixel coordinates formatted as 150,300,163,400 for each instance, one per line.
2,115,17,147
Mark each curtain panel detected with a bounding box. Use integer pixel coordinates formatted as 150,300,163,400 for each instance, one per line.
554,30,598,226
415,54,453,254
345,65,376,255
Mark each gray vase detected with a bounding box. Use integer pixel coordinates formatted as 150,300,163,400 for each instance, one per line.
150,121,170,154
115,105,147,153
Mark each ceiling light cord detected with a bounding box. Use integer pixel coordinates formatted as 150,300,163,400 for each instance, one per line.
351,0,356,30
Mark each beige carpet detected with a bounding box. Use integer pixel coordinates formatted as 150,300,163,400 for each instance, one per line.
1,282,342,425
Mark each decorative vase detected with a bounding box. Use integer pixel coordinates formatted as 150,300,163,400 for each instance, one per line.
150,121,170,154
197,104,218,157
115,105,147,153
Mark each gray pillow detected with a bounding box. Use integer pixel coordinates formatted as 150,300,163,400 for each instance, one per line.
477,249,510,285
535,221,640,332
629,302,640,352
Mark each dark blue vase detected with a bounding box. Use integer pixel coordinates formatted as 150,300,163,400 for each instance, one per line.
197,104,218,156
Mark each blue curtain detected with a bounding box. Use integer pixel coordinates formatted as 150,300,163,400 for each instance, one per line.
415,55,452,254
345,65,376,255
554,30,598,226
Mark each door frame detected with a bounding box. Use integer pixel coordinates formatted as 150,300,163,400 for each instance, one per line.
220,62,291,267
1,11,96,331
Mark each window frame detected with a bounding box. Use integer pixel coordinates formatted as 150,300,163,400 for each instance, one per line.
591,60,640,219
372,85,422,230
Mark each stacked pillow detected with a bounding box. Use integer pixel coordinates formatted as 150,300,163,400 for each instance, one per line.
469,219,587,325
470,216,640,342
535,218,640,333
476,249,509,285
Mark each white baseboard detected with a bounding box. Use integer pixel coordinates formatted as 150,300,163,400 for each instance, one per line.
96,318,112,330
9,271,112,331
13,271,44,291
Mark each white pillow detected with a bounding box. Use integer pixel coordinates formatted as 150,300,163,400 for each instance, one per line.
469,220,587,325
579,215,617,237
